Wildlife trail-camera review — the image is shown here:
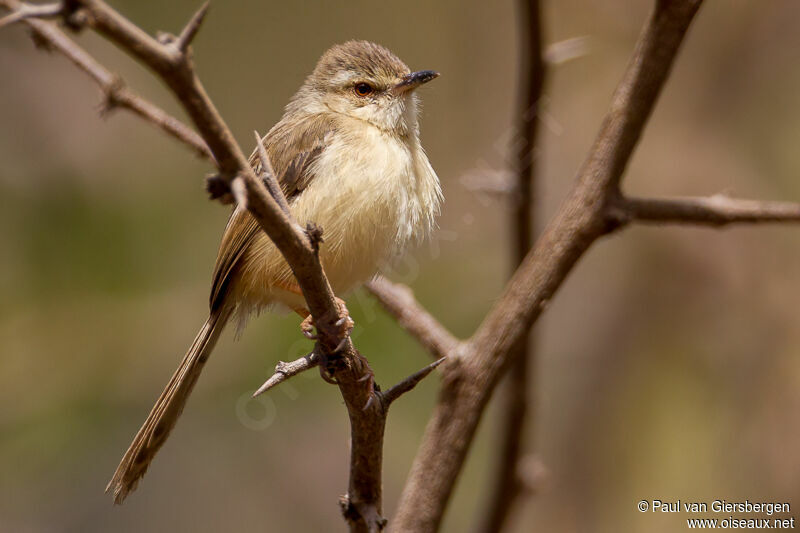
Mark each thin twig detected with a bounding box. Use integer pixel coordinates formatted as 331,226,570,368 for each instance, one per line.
0,1,60,29
610,194,800,227
365,277,459,360
0,0,212,159
253,352,319,397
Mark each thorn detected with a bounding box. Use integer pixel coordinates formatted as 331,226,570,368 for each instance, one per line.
252,352,318,396
176,1,210,53
382,357,447,405
252,376,277,397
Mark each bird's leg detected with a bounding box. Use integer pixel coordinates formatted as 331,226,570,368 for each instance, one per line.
291,305,354,344
277,281,355,384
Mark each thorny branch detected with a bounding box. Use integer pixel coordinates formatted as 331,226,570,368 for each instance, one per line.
392,2,708,531
7,1,800,532
0,0,211,158
609,194,800,228
0,1,421,530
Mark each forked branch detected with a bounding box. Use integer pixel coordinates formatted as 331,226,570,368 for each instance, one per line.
0,1,380,529
8,1,800,532
392,2,706,530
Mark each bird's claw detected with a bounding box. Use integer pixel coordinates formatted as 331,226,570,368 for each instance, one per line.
319,365,338,385
300,314,318,340
332,298,354,352
334,336,349,353
335,315,354,329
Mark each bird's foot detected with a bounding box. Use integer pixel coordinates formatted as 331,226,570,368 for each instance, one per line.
332,299,355,352
298,298,355,383
298,298,354,345
300,314,317,339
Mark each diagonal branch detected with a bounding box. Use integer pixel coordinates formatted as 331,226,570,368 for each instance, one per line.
609,194,800,227
365,277,460,360
392,2,705,531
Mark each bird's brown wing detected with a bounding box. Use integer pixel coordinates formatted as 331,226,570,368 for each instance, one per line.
209,114,337,311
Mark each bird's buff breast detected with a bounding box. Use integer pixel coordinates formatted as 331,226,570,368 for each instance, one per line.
236,124,440,314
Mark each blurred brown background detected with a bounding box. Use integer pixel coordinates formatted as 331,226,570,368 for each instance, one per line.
2,1,800,531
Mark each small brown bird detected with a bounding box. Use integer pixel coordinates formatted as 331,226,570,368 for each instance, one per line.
107,41,442,503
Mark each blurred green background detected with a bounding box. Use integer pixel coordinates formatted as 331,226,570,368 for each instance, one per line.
2,1,800,531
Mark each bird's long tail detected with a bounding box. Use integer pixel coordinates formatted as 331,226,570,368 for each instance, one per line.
106,307,232,504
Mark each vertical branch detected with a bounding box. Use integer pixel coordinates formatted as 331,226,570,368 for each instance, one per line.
478,1,545,531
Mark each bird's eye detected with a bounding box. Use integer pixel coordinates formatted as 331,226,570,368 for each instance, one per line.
354,82,374,97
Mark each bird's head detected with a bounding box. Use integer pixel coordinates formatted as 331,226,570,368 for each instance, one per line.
297,41,439,136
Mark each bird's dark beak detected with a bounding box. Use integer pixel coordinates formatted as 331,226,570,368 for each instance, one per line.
392,70,440,95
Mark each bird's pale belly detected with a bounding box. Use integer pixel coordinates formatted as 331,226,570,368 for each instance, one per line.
235,131,423,315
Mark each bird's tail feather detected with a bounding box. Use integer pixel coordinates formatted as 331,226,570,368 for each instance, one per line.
106,307,231,504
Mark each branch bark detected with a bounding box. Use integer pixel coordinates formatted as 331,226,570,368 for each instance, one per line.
9,2,800,532
610,194,800,227
252,352,319,397
366,277,460,360
392,2,704,531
